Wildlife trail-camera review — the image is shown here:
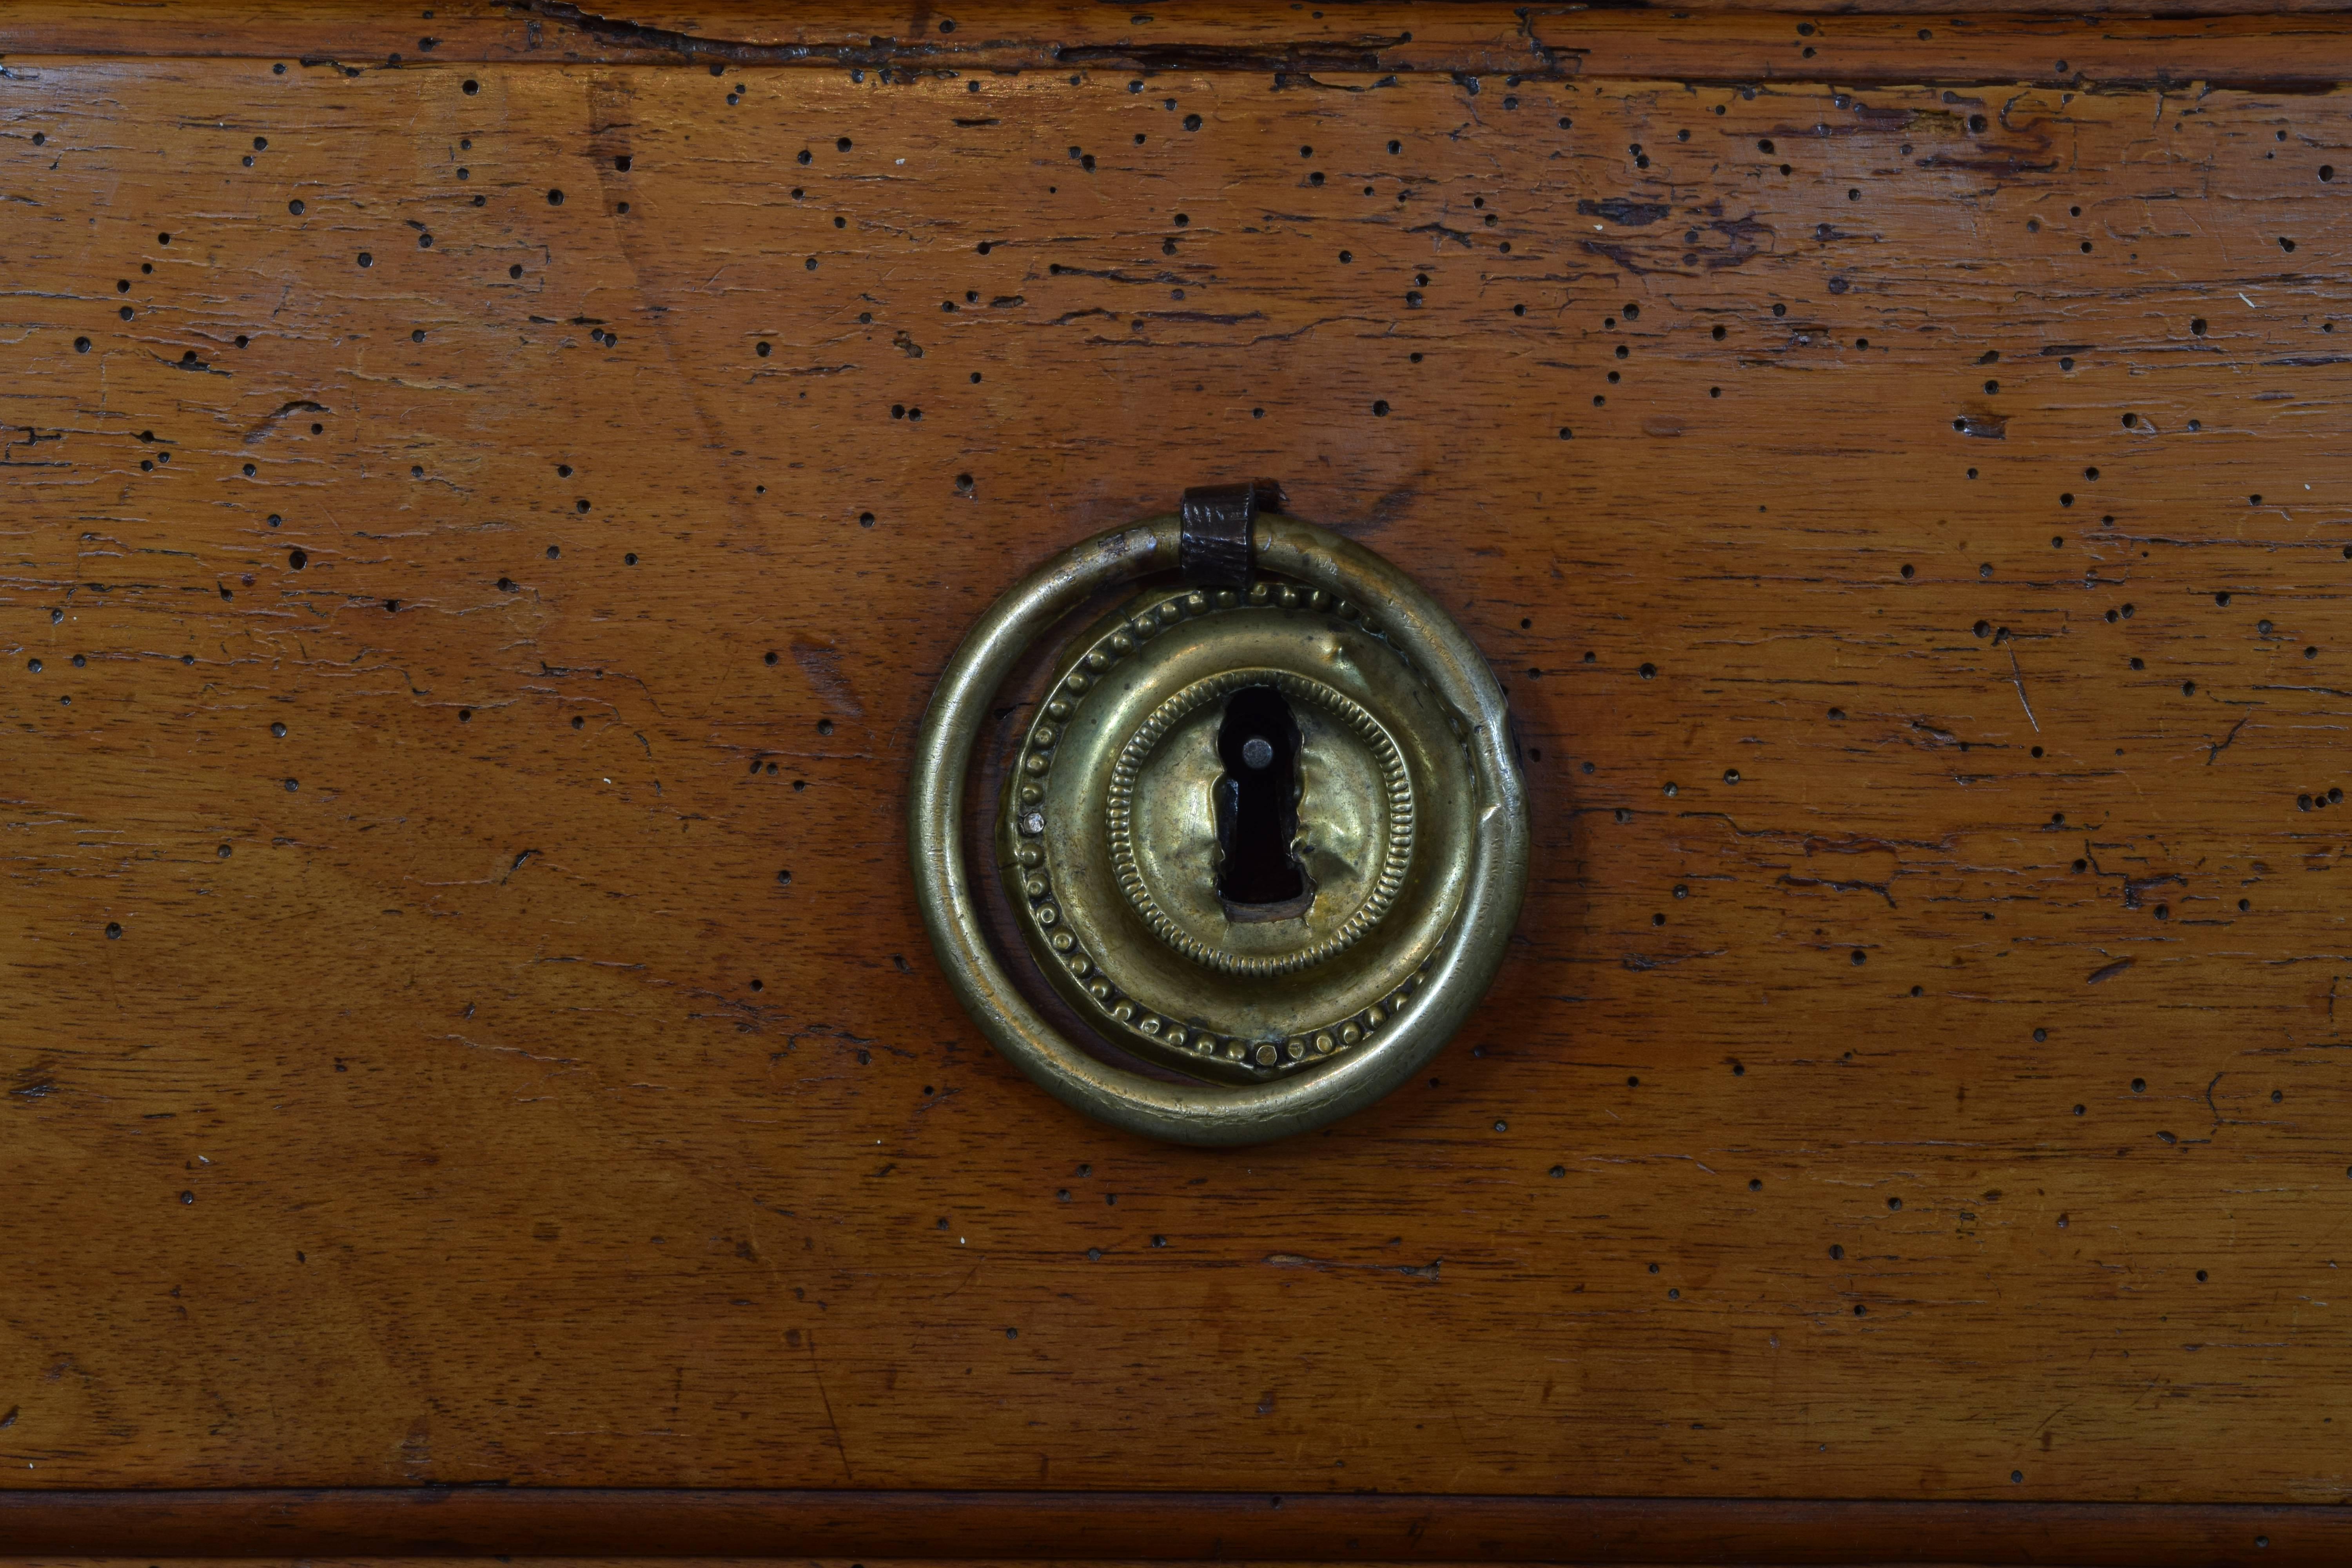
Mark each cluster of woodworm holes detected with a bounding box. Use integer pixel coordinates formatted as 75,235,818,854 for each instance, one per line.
40,99,664,634
51,64,2351,1299
55,65,2333,531
24,65,2340,958
559,67,2340,441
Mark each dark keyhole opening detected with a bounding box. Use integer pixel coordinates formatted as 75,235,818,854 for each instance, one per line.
1213,684,1306,911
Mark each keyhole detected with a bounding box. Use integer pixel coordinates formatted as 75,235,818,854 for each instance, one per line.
1213,685,1306,911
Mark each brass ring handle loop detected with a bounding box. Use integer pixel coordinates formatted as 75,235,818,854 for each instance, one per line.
909,512,1529,1146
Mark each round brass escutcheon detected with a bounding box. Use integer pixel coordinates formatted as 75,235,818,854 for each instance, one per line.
1003,581,1475,1086
911,511,1527,1145
1108,664,1417,979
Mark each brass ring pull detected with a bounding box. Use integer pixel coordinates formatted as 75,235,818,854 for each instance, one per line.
908,511,1528,1146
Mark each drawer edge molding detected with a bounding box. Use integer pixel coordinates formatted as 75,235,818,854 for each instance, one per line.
0,1488,2341,1563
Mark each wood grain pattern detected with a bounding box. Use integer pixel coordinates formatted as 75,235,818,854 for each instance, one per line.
12,4,2352,88
3,9,2351,1518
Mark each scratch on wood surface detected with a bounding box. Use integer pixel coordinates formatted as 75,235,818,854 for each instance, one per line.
803,1330,856,1483
2007,643,2039,733
2208,711,2252,764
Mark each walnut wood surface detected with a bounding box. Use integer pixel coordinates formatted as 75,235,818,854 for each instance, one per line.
2,2,2350,1529
15,4,2352,87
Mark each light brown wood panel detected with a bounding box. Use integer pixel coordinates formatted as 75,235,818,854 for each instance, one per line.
2,38,2350,1510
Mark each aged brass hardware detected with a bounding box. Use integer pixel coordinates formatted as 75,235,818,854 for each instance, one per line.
909,507,1527,1145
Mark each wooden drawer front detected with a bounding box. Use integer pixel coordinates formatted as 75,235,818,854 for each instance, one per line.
3,6,2350,1538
